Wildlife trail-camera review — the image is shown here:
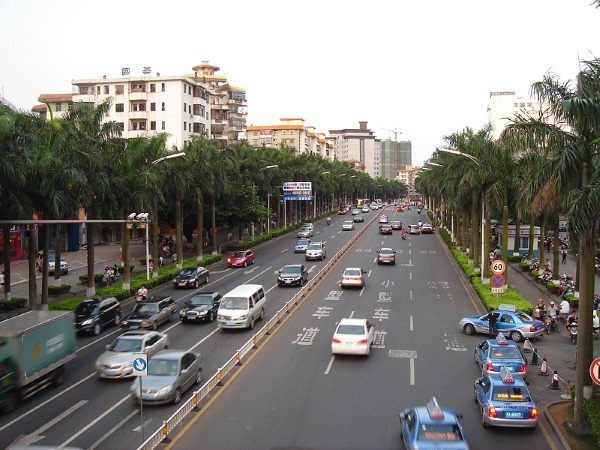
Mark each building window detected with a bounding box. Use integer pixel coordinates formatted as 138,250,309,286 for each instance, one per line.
193,123,205,133
162,121,165,130
189,123,191,132
115,103,124,113
183,85,186,94
104,85,109,94
150,83,156,93
188,105,191,114
150,121,156,130
115,85,124,95
161,83,166,92
150,102,156,111
193,104,205,116
184,121,187,130
131,102,146,112
183,103,187,112
130,120,147,131
97,86,100,95
55,103,62,112
161,102,165,111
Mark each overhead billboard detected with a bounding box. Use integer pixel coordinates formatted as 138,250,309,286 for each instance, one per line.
283,181,313,201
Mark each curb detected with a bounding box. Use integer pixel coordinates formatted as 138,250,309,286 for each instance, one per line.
544,400,572,450
509,262,551,296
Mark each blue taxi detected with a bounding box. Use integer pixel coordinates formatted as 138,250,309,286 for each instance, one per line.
399,397,469,449
474,367,538,428
474,333,527,376
459,304,544,343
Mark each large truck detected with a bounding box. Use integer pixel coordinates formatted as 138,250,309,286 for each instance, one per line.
0,310,76,413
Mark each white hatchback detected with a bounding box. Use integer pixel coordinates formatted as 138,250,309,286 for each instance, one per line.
331,318,375,356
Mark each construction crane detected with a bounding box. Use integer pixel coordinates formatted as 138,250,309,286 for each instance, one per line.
377,128,403,141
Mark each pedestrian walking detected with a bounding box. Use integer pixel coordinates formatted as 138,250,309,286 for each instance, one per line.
0,271,5,293
158,255,164,268
487,308,498,338
562,249,567,264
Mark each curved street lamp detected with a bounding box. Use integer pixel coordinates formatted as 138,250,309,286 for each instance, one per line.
151,152,185,165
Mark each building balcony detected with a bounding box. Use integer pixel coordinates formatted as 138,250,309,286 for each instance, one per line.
128,91,147,101
73,94,97,104
128,110,148,119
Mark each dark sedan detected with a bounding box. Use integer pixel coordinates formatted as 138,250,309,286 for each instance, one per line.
172,266,209,289
277,264,309,287
179,292,222,323
379,224,393,235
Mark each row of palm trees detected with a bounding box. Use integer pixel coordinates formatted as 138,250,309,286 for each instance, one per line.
0,99,407,305
416,58,600,426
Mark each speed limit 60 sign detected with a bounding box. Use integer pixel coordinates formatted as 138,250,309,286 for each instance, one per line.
491,260,506,274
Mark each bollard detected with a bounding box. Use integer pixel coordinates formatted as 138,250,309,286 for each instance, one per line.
538,358,549,376
523,338,533,353
161,420,171,443
549,370,561,390
235,350,242,366
192,392,201,411
217,368,223,386
531,349,539,366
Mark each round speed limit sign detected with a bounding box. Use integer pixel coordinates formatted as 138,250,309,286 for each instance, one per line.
491,260,506,274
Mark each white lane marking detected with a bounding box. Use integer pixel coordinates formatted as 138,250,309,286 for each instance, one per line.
0,372,96,432
410,358,415,385
367,270,372,277
323,240,327,244
76,328,121,353
359,287,364,297
246,266,273,283
381,240,384,245
308,265,317,273
243,267,258,275
8,400,88,448
409,249,412,255
409,290,413,301
88,410,138,450
410,315,414,331
281,249,288,253
265,284,278,294
409,272,412,280
133,418,154,432
349,310,355,318
373,258,377,263
188,327,221,352
331,235,337,238
324,356,335,375
58,394,132,448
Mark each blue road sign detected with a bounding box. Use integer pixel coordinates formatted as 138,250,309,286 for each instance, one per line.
491,273,506,288
132,352,148,376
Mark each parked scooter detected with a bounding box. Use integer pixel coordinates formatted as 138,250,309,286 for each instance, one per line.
568,321,578,344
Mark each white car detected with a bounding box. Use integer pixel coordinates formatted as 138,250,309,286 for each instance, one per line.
331,318,375,356
342,220,355,231
371,204,380,210
305,242,326,261
361,206,370,213
340,267,366,288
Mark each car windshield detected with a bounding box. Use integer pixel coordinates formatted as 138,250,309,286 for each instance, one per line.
307,244,322,250
296,240,310,246
109,337,142,352
281,266,301,274
417,424,463,442
135,304,159,314
516,312,534,322
490,347,522,359
336,324,365,335
392,221,401,225
189,295,212,306
220,297,248,310
410,225,418,229
344,269,362,276
302,223,312,228
232,251,246,258
76,302,99,316
344,221,353,225
148,359,179,376
380,249,394,255
177,268,196,276
492,386,531,402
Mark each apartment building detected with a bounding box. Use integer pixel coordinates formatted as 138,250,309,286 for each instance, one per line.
31,93,74,120
328,121,377,177
188,61,247,148
487,91,548,140
396,166,420,194
380,139,412,180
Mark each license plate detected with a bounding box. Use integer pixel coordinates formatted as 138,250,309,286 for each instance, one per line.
179,282,187,286
346,341,354,345
285,280,291,284
505,412,522,419
187,316,195,320
227,322,236,326
129,325,139,330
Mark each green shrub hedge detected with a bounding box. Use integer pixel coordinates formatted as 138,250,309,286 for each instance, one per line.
584,386,600,447
48,285,72,295
546,282,558,294
49,295,85,311
0,297,27,311
508,255,524,263
519,261,531,271
439,227,533,314
565,293,579,308
78,274,104,284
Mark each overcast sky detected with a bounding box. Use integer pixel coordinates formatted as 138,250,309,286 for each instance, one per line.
1,0,598,165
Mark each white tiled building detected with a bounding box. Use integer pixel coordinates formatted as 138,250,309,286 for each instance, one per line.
487,91,546,140
329,121,377,177
71,74,211,149
396,166,420,194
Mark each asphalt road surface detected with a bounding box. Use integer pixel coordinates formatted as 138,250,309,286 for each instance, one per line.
0,212,377,450
166,207,556,450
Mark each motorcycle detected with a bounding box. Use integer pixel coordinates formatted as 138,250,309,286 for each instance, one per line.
545,315,559,334
401,233,406,240
326,218,331,225
568,322,578,344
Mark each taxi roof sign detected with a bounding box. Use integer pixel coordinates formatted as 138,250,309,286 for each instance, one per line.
500,366,515,383
495,332,508,345
498,304,517,312
426,397,445,420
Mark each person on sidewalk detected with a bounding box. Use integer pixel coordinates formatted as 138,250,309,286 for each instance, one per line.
562,249,567,264
158,255,164,268
0,271,4,293
487,308,498,337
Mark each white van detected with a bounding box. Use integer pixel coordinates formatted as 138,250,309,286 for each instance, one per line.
217,284,266,330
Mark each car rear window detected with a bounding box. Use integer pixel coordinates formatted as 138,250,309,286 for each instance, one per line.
344,269,362,276
490,346,521,359
492,386,531,402
380,249,394,254
336,324,365,335
516,312,534,322
417,424,463,442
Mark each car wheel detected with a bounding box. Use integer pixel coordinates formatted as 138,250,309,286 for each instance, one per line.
244,261,247,268
249,317,255,330
93,323,101,336
194,370,202,385
195,280,199,288
464,324,476,335
482,412,489,428
51,367,65,386
205,275,209,284
0,391,18,414
510,331,523,343
259,309,265,321
114,313,121,327
152,321,158,331
173,389,182,404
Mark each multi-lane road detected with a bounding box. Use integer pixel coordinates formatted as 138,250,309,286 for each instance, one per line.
0,206,558,450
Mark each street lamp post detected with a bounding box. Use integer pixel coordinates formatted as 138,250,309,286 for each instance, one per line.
255,165,278,240
128,213,150,281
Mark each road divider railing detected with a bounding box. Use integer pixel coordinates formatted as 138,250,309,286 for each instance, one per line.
138,207,386,450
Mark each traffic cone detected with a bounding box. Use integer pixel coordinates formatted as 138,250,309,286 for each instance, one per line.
531,349,540,366
549,370,561,390
538,358,549,376
523,338,533,353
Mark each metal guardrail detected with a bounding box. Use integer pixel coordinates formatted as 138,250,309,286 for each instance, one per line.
137,208,384,450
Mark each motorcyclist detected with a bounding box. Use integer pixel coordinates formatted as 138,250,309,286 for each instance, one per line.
136,284,148,302
401,228,407,239
567,310,578,332
417,220,423,229
534,298,546,320
327,217,331,225
547,301,558,320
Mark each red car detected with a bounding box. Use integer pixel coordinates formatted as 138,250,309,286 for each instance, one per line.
227,250,255,268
